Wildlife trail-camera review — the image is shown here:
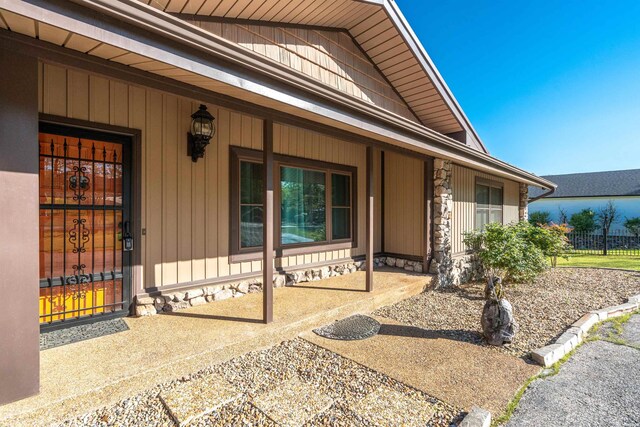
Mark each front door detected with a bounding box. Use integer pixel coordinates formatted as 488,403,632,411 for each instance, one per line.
38,122,132,330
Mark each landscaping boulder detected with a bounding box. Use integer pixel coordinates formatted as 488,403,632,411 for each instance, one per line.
481,298,518,346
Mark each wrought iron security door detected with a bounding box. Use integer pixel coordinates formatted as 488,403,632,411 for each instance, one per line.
38,123,131,329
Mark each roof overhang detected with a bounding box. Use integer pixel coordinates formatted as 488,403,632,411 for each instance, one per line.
0,0,555,189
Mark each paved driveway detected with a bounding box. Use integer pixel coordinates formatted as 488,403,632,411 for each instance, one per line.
508,314,640,427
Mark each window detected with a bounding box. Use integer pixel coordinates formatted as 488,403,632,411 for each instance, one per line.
476,180,503,229
231,147,356,255
280,166,326,244
240,161,263,248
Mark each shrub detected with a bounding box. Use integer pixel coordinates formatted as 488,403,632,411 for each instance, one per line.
528,211,551,227
624,217,640,237
569,209,597,233
536,223,572,267
463,222,549,285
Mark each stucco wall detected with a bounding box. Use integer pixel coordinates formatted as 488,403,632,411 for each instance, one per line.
529,196,640,231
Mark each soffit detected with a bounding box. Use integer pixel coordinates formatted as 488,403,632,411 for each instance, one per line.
140,0,487,150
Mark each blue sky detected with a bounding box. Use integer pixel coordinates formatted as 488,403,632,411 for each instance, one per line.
396,0,640,176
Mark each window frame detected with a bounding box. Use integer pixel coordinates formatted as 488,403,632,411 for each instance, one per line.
474,177,504,229
230,147,357,260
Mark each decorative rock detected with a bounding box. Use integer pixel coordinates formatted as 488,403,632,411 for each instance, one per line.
248,283,262,293
233,291,245,298
236,282,250,294
395,258,405,268
135,304,156,316
164,301,190,312
413,263,423,273
273,275,286,288
385,257,396,267
319,267,331,279
185,289,204,300
213,289,233,301
136,296,154,306
459,407,491,427
172,293,185,302
205,295,215,303
187,296,205,307
481,298,518,346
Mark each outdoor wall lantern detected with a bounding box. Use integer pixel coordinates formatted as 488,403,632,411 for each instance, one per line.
187,104,216,162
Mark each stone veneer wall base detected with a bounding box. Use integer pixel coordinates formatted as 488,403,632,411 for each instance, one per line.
134,257,426,316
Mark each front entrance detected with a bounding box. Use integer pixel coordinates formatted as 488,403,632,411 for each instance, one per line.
38,122,132,330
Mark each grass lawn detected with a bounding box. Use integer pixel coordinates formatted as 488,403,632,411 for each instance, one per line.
557,253,640,270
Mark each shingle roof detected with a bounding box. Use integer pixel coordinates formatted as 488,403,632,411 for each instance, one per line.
529,169,640,199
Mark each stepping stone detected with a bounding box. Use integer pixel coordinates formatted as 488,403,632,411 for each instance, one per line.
159,375,240,426
253,376,333,427
351,386,434,427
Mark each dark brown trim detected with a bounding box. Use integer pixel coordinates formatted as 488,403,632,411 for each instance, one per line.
380,150,385,253
262,119,274,324
424,157,434,272
366,146,374,292
230,146,358,256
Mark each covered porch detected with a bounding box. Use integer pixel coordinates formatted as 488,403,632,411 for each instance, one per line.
0,269,431,426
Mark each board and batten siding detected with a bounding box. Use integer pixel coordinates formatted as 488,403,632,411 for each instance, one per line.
451,164,520,255
190,20,419,124
383,152,424,257
38,62,382,293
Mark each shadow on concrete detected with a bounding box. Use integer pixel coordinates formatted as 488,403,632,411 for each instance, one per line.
161,311,263,324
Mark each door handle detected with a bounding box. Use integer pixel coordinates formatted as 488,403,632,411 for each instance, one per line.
123,220,134,252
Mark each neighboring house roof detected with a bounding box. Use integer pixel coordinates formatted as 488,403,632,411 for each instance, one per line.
529,169,640,199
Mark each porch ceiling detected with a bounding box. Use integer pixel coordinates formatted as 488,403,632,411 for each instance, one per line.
139,0,484,149
0,1,554,189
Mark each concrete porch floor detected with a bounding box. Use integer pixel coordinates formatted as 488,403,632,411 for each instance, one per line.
0,269,432,427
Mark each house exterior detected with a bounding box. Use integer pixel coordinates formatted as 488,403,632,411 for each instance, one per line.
529,169,640,231
0,0,554,405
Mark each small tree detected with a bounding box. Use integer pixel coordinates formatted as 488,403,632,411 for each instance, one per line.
528,211,551,227
624,217,640,237
569,209,597,233
558,207,569,224
538,223,572,267
596,201,618,255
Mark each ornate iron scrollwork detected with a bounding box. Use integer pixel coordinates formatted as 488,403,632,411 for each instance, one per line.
69,218,90,253
69,165,90,201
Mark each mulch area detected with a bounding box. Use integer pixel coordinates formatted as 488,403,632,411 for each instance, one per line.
374,268,640,358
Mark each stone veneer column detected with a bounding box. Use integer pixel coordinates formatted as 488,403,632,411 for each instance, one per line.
430,158,454,287
519,183,529,222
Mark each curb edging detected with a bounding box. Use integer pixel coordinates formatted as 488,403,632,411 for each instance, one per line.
531,293,640,367
459,407,491,427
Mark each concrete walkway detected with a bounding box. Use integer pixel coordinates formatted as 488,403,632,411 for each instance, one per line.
0,269,430,427
303,316,540,414
508,314,640,427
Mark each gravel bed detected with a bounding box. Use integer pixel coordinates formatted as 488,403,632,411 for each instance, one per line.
374,268,640,358
59,339,462,426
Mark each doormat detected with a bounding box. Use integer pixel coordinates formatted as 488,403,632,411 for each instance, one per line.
40,318,129,350
313,314,381,341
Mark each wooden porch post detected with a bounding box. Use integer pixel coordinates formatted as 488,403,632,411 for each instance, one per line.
424,158,434,273
263,119,274,323
366,146,374,292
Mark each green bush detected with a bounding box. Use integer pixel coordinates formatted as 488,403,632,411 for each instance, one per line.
463,221,564,284
624,217,640,237
569,209,597,233
528,211,551,226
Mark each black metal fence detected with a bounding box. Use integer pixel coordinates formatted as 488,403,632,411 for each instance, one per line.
565,230,640,256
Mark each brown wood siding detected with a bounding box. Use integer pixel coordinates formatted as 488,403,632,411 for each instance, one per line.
451,164,520,255
39,63,381,292
190,20,419,124
383,151,424,257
